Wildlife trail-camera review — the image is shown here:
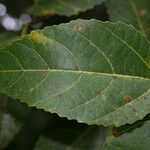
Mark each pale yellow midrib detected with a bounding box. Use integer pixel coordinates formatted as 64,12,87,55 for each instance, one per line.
0,69,149,80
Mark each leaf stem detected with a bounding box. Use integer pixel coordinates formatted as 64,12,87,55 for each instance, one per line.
21,24,29,37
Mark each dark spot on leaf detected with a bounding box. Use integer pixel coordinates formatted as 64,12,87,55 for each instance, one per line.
125,96,133,103
75,24,85,32
113,75,117,79
112,131,121,137
139,9,147,17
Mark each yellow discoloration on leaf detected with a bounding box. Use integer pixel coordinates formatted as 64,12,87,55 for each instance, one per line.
101,94,107,100
73,7,81,14
42,9,55,16
30,31,48,43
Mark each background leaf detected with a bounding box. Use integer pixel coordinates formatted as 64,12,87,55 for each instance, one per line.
0,19,150,127
0,93,30,122
103,120,150,150
29,0,105,16
106,0,150,37
0,32,18,48
34,118,106,150
0,111,20,149
0,94,30,149
0,93,30,149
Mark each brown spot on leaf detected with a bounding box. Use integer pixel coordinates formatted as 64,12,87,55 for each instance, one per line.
112,131,121,137
125,96,133,103
139,9,147,17
113,75,117,79
75,24,85,32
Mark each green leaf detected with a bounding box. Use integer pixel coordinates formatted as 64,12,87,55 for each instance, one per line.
0,93,29,149
0,93,30,122
0,112,20,149
0,32,18,48
110,114,150,137
0,19,150,127
28,0,104,16
106,0,150,36
103,120,150,150
34,126,105,150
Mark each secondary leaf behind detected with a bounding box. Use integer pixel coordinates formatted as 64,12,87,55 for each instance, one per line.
0,112,20,149
29,0,105,16
34,125,105,150
103,120,150,150
106,0,150,36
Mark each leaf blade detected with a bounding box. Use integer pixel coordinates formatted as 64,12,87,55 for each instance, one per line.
0,19,150,127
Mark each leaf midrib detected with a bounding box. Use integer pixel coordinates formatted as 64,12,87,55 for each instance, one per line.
0,69,149,80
